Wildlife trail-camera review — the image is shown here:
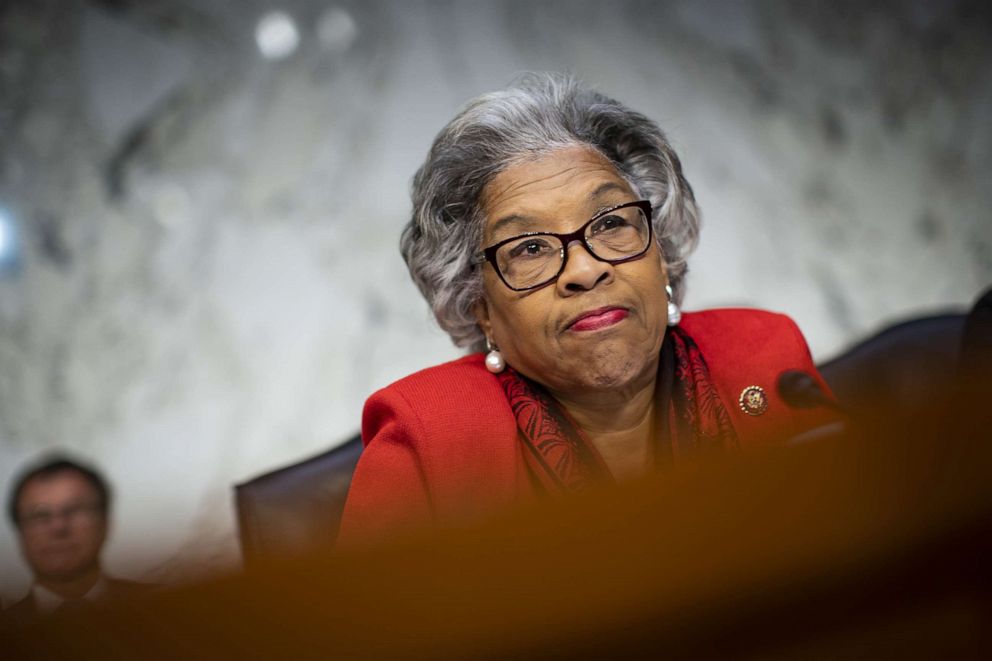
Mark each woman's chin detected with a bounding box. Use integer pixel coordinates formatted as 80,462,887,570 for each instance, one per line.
546,347,656,396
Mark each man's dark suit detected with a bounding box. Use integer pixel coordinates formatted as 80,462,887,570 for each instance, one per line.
2,577,150,626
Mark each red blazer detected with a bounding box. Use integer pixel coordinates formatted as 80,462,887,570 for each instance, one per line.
338,309,838,544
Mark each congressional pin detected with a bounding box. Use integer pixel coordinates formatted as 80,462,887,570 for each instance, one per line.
739,385,768,416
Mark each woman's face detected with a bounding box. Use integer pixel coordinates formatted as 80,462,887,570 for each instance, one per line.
473,145,670,398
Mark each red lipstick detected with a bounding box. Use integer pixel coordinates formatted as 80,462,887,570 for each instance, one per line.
568,307,629,332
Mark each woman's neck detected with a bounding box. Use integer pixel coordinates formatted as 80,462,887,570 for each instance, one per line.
551,374,658,481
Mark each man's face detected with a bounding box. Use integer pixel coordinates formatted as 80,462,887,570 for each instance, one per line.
16,471,107,583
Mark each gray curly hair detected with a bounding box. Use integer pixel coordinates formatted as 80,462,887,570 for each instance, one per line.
401,73,700,352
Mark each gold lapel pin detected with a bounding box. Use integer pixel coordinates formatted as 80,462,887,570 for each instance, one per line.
739,385,768,416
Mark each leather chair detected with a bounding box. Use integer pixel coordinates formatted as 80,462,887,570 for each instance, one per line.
235,433,363,566
817,313,967,419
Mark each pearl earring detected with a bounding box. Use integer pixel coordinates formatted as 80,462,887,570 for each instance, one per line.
666,285,681,326
485,337,505,374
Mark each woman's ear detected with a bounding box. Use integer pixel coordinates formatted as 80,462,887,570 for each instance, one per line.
472,298,493,338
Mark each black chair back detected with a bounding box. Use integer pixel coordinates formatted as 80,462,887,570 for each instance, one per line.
818,313,966,418
235,433,363,566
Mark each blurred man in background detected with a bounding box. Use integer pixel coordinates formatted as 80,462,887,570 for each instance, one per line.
3,456,147,623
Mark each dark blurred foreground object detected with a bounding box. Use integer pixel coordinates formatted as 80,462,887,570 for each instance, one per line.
4,361,991,659
234,433,362,566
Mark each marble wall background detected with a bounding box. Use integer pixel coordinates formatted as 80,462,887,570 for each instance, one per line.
1,0,989,602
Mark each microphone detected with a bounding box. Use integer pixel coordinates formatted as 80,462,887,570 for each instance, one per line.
777,370,847,415
777,369,849,445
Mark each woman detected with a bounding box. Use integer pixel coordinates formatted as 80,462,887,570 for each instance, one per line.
339,74,837,542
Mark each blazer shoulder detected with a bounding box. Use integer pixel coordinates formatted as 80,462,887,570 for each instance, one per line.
679,307,814,375
379,353,496,399
680,307,802,339
363,354,507,437
682,307,812,361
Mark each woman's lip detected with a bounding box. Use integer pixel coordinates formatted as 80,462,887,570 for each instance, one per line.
567,307,629,332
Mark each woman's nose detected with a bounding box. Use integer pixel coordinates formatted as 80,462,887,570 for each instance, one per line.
556,240,613,294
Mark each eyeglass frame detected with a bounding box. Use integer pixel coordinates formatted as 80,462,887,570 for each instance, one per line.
473,199,654,292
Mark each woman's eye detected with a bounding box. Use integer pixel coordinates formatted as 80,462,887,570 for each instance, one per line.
591,214,626,234
508,239,553,258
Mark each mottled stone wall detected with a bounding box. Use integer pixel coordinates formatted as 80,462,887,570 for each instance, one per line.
1,0,989,601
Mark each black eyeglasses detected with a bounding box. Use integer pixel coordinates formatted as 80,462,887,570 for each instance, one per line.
474,200,653,291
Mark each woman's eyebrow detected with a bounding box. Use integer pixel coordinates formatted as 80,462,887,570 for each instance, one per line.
589,181,626,200
490,213,532,237
489,182,629,236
